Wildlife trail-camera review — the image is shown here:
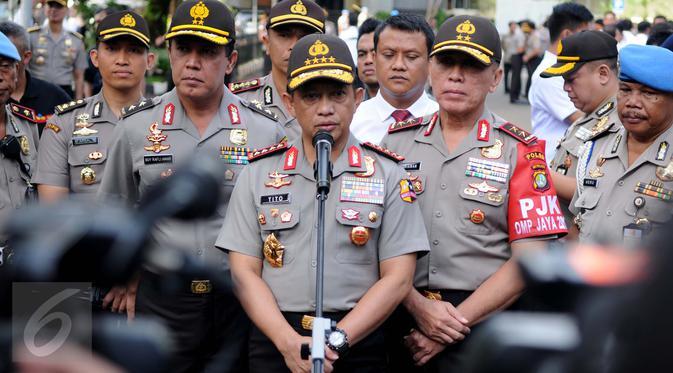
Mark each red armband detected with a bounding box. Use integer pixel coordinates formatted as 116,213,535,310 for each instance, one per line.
508,140,568,242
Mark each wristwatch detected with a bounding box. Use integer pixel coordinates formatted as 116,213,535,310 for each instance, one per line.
326,328,349,355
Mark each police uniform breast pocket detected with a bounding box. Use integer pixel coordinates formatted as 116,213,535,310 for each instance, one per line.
334,203,383,265
138,154,174,190
457,179,507,234
67,149,107,187
625,181,673,225
257,206,300,267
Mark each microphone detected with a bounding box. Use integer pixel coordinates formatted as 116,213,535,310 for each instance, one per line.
313,131,334,195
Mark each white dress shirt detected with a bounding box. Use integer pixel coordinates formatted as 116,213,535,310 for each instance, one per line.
529,50,578,162
350,92,439,144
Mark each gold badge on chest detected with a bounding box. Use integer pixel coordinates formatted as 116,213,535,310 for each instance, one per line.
480,139,503,159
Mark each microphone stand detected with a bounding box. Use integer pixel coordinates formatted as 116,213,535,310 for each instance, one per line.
302,132,335,373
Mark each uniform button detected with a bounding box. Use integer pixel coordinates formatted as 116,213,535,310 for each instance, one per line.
311,260,316,267
431,268,437,274
581,200,585,206
606,210,612,216
618,180,624,186
435,211,442,218
197,249,203,255
432,240,439,245
440,183,447,190
311,302,316,308
8,177,14,182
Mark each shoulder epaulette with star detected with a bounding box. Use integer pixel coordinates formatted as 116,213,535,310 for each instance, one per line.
595,101,615,118
27,26,40,33
388,117,425,134
240,99,278,121
9,103,41,123
228,78,262,94
68,30,83,40
361,142,405,162
121,97,160,119
249,140,288,162
498,122,537,145
55,99,86,115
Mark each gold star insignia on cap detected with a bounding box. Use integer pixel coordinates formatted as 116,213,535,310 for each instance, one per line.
190,1,210,25
290,0,307,15
120,13,136,27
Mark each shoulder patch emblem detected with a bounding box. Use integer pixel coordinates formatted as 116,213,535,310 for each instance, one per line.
240,99,278,121
55,99,87,115
499,122,537,144
595,101,614,118
9,103,41,123
121,97,160,119
69,31,84,40
229,78,262,93
388,117,424,134
361,142,405,162
249,140,289,162
27,26,41,33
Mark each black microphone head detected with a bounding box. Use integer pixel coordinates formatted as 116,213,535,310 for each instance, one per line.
312,130,334,147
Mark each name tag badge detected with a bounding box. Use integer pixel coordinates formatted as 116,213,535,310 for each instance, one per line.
583,178,597,187
623,223,644,250
401,162,421,171
144,154,173,164
72,136,99,146
260,193,291,205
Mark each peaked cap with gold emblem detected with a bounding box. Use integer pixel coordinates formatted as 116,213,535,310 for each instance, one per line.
287,34,354,90
96,11,150,48
541,30,617,78
269,0,326,33
165,0,235,45
431,15,501,65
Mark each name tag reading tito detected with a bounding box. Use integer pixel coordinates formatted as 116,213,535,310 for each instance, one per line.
261,193,291,205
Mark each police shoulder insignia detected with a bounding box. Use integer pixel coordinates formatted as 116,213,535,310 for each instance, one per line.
240,99,278,121
249,140,289,162
595,101,614,118
27,26,41,33
228,78,262,93
361,142,405,162
499,122,537,145
9,103,40,123
121,96,160,119
388,116,425,134
69,30,84,40
55,99,87,115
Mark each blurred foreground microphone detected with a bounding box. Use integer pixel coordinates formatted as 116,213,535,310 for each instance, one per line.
313,130,334,194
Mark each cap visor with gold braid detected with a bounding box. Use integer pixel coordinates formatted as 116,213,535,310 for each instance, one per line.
288,34,354,90
165,0,234,46
98,12,151,48
269,0,325,34
430,16,501,66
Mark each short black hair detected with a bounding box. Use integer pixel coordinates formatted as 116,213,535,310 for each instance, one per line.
654,15,667,22
373,14,434,56
647,22,673,46
596,19,604,26
357,18,381,42
603,24,617,38
547,2,593,42
637,21,651,33
348,11,358,27
0,21,29,53
616,19,632,32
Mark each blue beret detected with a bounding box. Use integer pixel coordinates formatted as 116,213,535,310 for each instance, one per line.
0,32,19,62
619,44,673,93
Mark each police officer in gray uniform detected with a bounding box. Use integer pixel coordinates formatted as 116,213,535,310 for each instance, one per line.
229,0,325,141
217,34,429,373
381,16,567,372
0,33,39,262
27,0,87,98
541,30,621,236
572,44,673,249
98,1,284,371
34,11,154,202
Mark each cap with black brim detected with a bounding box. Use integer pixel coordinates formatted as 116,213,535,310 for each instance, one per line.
430,15,502,66
287,34,355,91
541,30,618,78
165,0,235,46
269,0,326,34
97,11,151,48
